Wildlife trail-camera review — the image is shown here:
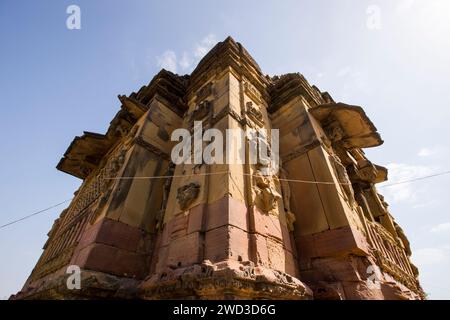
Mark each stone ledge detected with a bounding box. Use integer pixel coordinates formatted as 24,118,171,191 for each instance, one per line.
10,268,140,300
140,260,312,300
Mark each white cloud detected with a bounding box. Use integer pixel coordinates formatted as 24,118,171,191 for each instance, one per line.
418,148,433,157
156,50,177,73
179,51,192,70
431,222,450,233
194,34,217,59
380,163,435,203
155,34,217,73
417,146,446,158
412,247,448,266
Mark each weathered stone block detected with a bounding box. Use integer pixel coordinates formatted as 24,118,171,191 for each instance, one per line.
15,36,422,300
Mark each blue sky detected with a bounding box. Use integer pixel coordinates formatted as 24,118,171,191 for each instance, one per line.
1,0,449,299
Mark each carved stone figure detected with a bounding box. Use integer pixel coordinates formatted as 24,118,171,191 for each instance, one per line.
329,154,356,207
325,120,345,143
280,167,296,231
285,211,296,232
254,166,281,213
279,167,291,212
255,134,272,173
156,162,176,230
177,182,200,210
112,119,131,138
110,149,127,174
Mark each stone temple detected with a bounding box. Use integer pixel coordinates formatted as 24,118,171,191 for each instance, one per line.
13,37,424,300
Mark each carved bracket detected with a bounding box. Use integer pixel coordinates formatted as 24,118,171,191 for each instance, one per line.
177,182,200,210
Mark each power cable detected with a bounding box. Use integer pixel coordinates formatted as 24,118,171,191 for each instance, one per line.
2,169,450,230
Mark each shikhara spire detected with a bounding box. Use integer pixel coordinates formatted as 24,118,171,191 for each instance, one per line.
13,37,423,300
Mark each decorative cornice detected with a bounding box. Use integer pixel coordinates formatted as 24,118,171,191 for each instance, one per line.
269,73,325,113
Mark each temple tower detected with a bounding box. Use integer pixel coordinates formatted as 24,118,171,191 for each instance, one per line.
13,37,423,300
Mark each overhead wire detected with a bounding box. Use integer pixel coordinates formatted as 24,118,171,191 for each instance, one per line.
1,170,450,230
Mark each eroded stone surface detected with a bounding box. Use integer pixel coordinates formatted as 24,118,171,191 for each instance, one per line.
13,37,424,300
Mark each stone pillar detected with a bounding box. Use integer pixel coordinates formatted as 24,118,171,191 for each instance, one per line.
141,69,311,299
